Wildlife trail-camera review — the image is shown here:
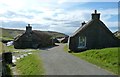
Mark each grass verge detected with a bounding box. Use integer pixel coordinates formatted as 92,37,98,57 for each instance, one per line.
64,44,70,52
0,42,3,53
2,43,44,75
64,44,119,74
16,51,44,75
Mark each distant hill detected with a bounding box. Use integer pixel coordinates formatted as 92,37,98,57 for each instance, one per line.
0,28,24,40
37,31,68,38
0,28,68,41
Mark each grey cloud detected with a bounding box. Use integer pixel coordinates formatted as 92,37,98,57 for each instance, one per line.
1,21,51,30
27,10,43,14
51,23,58,25
0,11,34,19
63,21,80,27
43,17,69,22
52,12,65,17
44,17,81,27
31,24,50,28
20,10,43,14
1,21,27,28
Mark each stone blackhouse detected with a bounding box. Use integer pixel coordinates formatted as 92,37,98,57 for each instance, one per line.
14,24,53,49
69,10,120,52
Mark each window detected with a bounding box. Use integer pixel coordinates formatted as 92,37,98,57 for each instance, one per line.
78,36,86,48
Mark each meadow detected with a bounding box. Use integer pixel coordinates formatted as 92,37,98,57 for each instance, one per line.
1,43,44,75
16,51,44,75
64,45,119,74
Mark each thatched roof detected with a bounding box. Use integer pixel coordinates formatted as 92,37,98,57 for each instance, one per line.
71,10,116,39
14,29,53,49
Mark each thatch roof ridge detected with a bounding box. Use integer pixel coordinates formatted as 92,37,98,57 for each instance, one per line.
32,30,52,38
71,19,118,40
14,30,52,42
71,20,93,37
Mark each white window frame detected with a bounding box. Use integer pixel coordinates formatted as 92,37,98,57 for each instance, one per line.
78,36,86,48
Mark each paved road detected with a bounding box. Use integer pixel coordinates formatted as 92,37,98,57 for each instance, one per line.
39,44,113,75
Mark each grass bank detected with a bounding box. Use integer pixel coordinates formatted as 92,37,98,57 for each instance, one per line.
16,51,44,75
64,45,119,74
2,43,45,75
64,44,70,52
0,42,3,53
0,42,15,53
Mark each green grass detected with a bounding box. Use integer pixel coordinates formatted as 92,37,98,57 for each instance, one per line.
0,41,15,53
1,28,24,39
118,36,120,39
6,46,16,52
16,51,44,75
1,38,45,75
1,37,14,41
2,45,16,53
64,45,119,74
2,44,31,53
2,43,44,75
0,42,3,53
64,44,70,52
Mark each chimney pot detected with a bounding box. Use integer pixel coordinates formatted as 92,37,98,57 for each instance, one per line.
82,21,86,26
28,24,30,27
26,24,32,33
95,10,97,14
92,10,100,20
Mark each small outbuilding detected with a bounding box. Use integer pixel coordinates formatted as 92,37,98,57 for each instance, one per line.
61,36,69,43
14,24,53,49
69,10,120,52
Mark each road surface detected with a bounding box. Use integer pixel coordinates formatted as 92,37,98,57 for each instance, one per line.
39,44,113,75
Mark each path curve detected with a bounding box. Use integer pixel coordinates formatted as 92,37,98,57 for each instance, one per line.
39,44,112,75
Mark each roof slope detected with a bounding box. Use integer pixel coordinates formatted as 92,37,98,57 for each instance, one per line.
71,20,93,37
14,30,52,42
71,20,116,39
70,10,116,39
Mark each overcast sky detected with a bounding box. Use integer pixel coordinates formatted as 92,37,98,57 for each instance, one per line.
0,0,119,35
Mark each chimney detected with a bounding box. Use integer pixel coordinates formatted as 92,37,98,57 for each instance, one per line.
82,21,86,26
26,24,32,33
91,10,100,20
